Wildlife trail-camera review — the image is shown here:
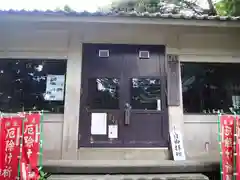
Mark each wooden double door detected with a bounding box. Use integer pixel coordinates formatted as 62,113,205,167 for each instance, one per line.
79,44,168,147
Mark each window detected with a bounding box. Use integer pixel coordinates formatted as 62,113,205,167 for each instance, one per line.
0,59,67,113
181,62,240,114
131,78,161,110
88,78,120,109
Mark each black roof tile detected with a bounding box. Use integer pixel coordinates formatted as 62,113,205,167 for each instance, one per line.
0,9,239,21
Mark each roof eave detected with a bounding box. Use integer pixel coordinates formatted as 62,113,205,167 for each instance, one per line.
0,14,239,28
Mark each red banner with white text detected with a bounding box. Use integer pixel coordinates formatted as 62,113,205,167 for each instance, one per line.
236,116,240,180
0,117,3,179
0,116,22,180
220,115,235,180
20,113,41,180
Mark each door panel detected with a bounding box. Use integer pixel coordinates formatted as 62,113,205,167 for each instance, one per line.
80,110,123,147
83,44,124,78
79,77,124,147
123,112,167,147
124,53,160,77
122,77,168,147
79,44,168,148
80,44,125,147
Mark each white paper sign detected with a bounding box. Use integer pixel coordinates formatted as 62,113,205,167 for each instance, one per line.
157,99,161,111
45,75,65,101
91,113,107,135
170,129,186,161
108,125,118,139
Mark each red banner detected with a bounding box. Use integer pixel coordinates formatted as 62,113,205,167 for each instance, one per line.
20,113,41,180
236,116,240,180
0,117,3,179
0,116,22,180
220,115,235,180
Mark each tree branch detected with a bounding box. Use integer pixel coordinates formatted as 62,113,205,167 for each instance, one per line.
181,0,203,14
206,0,217,15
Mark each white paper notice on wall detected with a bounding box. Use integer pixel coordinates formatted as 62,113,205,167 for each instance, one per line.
108,125,118,139
45,75,65,101
91,113,107,135
170,129,186,161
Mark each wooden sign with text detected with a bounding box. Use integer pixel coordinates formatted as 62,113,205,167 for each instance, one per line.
170,129,186,161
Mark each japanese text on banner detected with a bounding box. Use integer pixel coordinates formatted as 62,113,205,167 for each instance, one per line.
20,113,41,180
170,129,186,161
236,116,240,180
220,115,235,180
0,117,3,179
0,117,22,180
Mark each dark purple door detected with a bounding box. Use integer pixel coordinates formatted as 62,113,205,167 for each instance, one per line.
79,44,168,148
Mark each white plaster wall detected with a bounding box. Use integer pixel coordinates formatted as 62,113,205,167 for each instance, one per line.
0,22,69,53
42,114,64,160
183,115,219,160
0,20,239,161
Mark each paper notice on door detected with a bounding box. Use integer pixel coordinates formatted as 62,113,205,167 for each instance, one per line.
157,99,161,111
91,113,107,135
108,125,118,139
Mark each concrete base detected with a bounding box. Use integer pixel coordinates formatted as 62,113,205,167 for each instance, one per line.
77,148,169,160
43,160,219,174
49,174,209,180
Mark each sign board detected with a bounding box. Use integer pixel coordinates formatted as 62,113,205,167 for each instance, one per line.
170,129,186,161
45,75,65,101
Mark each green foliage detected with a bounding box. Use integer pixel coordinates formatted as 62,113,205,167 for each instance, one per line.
54,5,75,12
38,167,51,180
110,0,212,14
215,1,228,15
111,0,154,13
56,0,240,16
109,0,240,16
63,5,74,12
215,0,240,16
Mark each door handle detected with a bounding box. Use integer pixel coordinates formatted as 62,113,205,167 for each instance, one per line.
124,103,131,125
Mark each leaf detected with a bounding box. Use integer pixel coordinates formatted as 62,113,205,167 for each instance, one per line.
215,0,240,16
39,170,45,176
215,1,228,15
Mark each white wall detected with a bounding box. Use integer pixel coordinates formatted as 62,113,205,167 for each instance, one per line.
183,115,219,160
0,20,239,161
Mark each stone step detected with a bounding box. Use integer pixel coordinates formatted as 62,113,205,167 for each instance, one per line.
43,160,219,174
48,174,209,180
